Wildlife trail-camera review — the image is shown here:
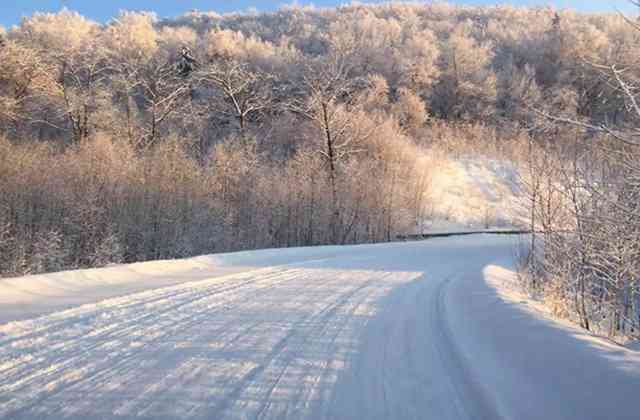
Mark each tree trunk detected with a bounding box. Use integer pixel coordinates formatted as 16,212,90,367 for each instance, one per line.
321,102,340,244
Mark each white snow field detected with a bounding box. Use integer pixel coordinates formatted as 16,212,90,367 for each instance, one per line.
1,235,639,420
425,157,526,230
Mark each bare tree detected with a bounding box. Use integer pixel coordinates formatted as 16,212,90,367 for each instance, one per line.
116,58,192,149
197,59,274,132
287,53,376,243
57,45,111,143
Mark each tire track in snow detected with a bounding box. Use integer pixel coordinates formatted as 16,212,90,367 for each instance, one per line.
0,266,316,418
0,268,284,396
0,263,315,349
201,269,386,419
1,257,409,420
432,274,503,420
251,274,384,420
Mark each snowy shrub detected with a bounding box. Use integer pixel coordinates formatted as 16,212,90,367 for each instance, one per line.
29,229,68,274
90,228,125,267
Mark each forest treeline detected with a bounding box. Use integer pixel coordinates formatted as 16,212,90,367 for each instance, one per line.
0,2,639,339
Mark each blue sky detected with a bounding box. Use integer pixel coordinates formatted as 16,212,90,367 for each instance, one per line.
0,1,636,27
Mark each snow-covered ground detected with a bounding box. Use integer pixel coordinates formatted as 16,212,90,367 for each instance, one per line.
0,245,366,324
1,235,639,420
424,156,526,232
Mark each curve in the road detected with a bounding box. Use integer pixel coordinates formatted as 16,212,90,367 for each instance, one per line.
1,235,638,420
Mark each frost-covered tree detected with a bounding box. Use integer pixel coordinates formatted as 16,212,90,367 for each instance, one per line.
287,50,378,243
0,40,60,136
197,60,274,132
392,87,428,133
102,11,159,63
432,20,496,120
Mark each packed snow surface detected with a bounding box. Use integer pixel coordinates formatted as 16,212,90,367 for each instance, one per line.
1,235,639,420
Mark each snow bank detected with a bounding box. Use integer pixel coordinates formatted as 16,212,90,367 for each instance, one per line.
439,256,640,420
483,263,640,354
0,243,372,324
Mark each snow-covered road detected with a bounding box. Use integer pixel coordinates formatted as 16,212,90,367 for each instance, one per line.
1,236,638,420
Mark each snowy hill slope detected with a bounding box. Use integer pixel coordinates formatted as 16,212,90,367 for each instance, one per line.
423,155,526,232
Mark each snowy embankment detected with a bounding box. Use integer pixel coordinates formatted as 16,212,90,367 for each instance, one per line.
0,244,365,324
1,235,638,420
422,156,526,232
